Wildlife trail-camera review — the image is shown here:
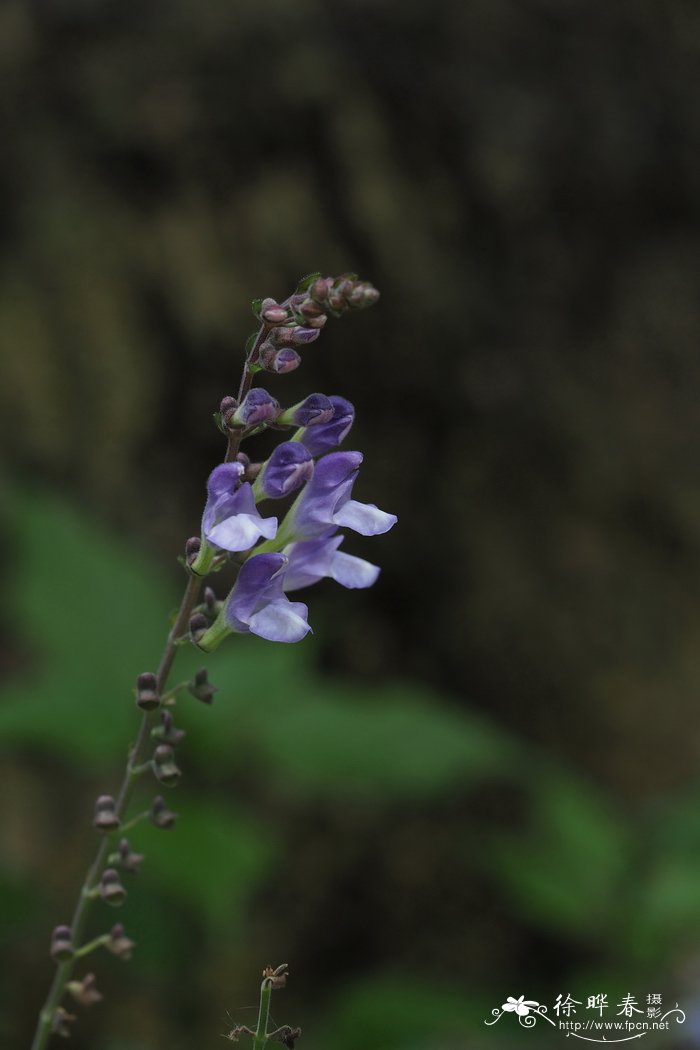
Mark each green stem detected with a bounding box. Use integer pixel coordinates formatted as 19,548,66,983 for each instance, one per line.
29,572,203,1050
253,978,273,1050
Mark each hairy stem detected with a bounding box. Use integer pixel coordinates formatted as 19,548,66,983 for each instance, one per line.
29,573,203,1050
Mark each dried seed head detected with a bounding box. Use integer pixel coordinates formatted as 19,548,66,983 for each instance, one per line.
135,671,160,711
93,795,120,833
50,925,74,961
150,795,178,830
153,743,181,786
105,922,135,960
66,972,103,1007
99,868,127,906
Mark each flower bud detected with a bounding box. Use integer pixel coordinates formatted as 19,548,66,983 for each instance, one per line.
204,586,218,616
310,277,333,302
116,838,144,874
153,744,181,786
297,297,325,319
150,795,178,830
50,925,74,961
262,303,290,324
274,326,320,347
100,868,127,906
185,536,202,569
189,612,209,646
135,671,160,711
152,709,186,747
93,795,120,833
303,313,327,330
188,667,218,704
219,395,239,427
67,972,103,1007
105,922,135,960
259,345,301,374
278,394,334,428
253,442,314,500
347,281,380,308
232,388,280,427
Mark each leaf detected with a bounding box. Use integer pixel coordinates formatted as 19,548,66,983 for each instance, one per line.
483,767,631,938
295,271,321,293
131,796,276,928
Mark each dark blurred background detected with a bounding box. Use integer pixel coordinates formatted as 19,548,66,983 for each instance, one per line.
3,1,700,1047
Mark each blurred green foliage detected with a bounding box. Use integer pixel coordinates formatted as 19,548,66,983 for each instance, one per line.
3,491,700,1047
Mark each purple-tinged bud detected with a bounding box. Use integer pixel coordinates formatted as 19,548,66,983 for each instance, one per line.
274,326,320,347
188,667,218,704
278,394,334,428
347,281,380,308
52,1007,76,1038
235,451,251,469
116,838,144,874
262,304,290,324
100,868,127,906
105,923,135,960
253,442,314,500
232,388,280,427
204,586,218,616
219,395,239,427
298,297,325,319
189,613,209,646
67,972,103,1007
150,795,178,830
153,744,181,786
310,277,333,302
152,709,186,746
296,396,355,456
50,925,74,961
135,671,160,711
93,795,120,833
259,345,301,374
185,536,202,569
304,314,327,330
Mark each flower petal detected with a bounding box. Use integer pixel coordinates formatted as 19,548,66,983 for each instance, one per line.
248,599,311,643
333,498,397,536
329,550,380,588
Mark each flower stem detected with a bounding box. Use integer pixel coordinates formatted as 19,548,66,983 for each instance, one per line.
29,573,203,1050
253,977,273,1050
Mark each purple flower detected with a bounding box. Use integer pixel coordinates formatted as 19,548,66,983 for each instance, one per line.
224,553,310,643
283,535,380,591
254,442,314,499
202,462,277,552
232,388,280,427
282,451,397,541
278,393,334,428
297,396,355,455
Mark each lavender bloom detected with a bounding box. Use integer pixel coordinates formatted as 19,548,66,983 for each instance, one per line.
232,388,280,427
223,554,310,643
202,462,277,552
278,393,334,428
283,535,380,591
296,395,355,455
253,442,314,500
281,451,397,542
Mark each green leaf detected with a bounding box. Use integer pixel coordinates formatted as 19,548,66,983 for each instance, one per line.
132,796,276,928
483,768,631,938
0,489,173,764
250,297,264,320
295,271,321,294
